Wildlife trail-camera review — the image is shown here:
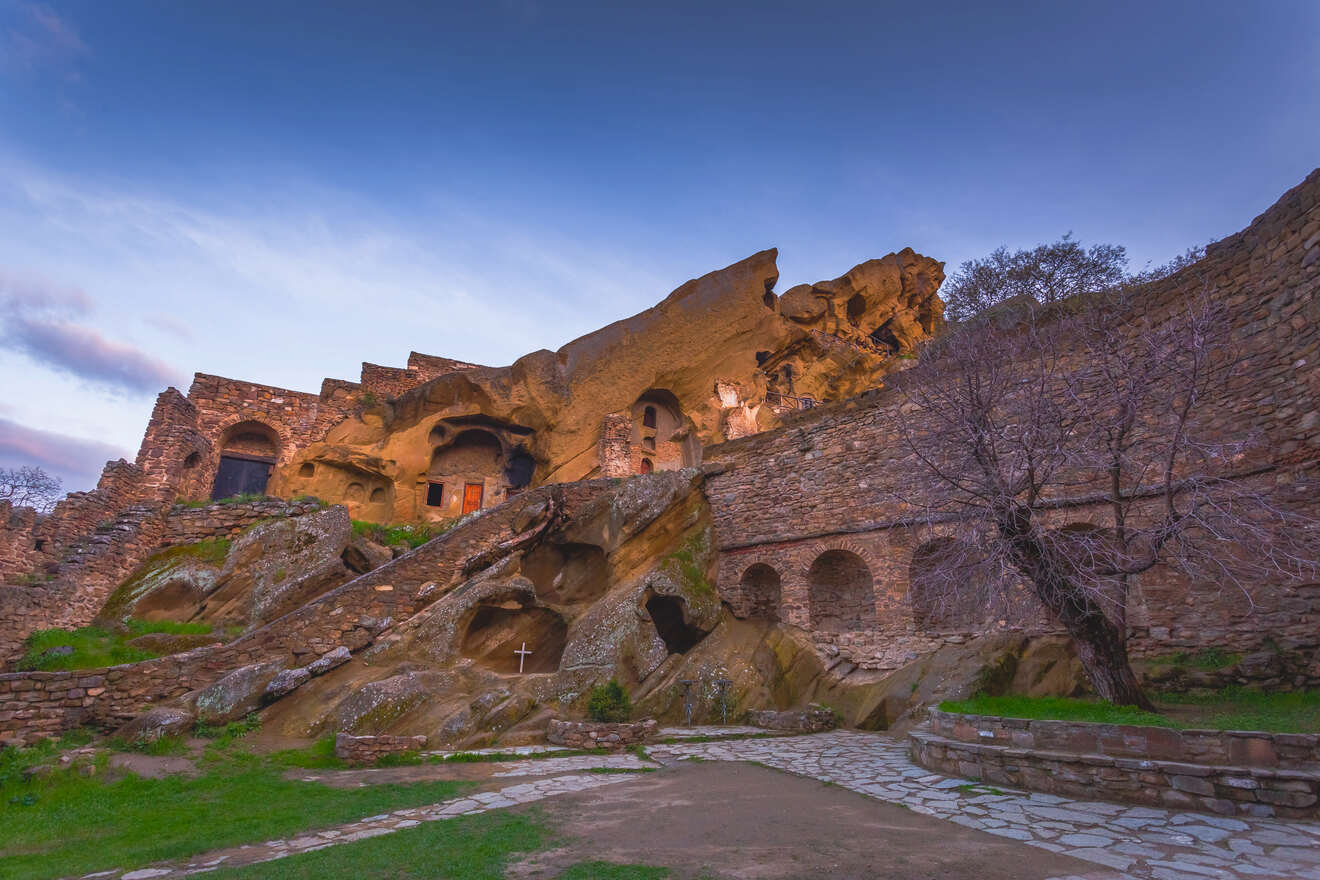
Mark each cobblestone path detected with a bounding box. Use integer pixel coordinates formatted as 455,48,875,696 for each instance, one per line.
81,730,1320,880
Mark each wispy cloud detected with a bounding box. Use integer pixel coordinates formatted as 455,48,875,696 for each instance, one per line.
2,1,86,75
0,268,185,393
0,416,128,489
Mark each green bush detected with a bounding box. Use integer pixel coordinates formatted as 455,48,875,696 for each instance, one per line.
17,619,217,672
351,519,454,549
587,680,631,723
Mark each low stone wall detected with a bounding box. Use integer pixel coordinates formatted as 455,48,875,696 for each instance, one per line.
927,710,1320,767
746,705,837,733
911,711,1320,820
334,733,427,763
547,718,658,749
160,499,326,546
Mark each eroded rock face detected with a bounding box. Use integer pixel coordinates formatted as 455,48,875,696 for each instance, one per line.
189,661,286,725
276,249,945,521
115,707,195,744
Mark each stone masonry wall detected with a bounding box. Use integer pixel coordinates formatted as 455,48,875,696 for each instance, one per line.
912,711,1320,819
0,480,613,744
703,169,1320,672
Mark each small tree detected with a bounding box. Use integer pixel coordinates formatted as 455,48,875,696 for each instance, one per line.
942,234,1130,323
0,466,63,514
586,679,631,722
896,280,1317,708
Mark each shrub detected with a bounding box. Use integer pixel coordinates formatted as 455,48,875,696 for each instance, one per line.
586,680,631,723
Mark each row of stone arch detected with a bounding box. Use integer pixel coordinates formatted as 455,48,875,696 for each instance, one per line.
737,538,1049,634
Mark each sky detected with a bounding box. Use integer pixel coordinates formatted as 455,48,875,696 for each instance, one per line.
1,1,1317,492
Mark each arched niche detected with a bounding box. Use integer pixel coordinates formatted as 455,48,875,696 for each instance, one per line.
629,389,699,474
739,563,782,621
807,549,874,632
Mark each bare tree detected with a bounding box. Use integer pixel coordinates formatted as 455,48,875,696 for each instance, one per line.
895,284,1317,708
942,234,1129,323
0,465,63,514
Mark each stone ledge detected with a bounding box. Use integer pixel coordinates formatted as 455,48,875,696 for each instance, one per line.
746,705,838,733
909,728,1320,820
547,718,657,749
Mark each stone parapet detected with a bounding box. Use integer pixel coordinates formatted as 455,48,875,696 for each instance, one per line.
547,718,658,749
909,727,1320,820
161,499,326,545
926,709,1320,768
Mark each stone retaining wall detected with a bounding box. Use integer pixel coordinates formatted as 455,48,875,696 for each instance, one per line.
547,718,658,749
910,711,1320,820
746,705,838,733
160,499,326,546
927,709,1320,767
334,733,427,763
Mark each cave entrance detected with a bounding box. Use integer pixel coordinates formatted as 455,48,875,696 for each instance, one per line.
646,594,706,655
460,603,567,674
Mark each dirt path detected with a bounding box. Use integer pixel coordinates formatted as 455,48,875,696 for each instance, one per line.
507,761,1108,880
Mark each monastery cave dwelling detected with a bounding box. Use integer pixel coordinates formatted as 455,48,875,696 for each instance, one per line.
0,171,1317,750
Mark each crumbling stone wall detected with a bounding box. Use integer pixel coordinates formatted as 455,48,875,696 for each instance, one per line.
706,168,1320,673
0,480,614,743
0,502,41,583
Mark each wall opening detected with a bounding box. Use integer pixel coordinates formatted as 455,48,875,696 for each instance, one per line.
183,452,201,470
629,389,699,473
846,293,867,327
298,462,315,478
739,563,782,621
369,487,387,503
640,458,654,474
460,602,567,673
870,317,900,352
646,594,706,654
642,406,658,429
504,447,536,490
808,549,874,632
212,421,280,500
426,481,445,507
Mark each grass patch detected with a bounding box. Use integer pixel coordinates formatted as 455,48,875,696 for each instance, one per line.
207,809,549,879
664,532,714,597
0,742,473,880
941,690,1320,733
195,713,262,746
17,618,219,672
351,519,454,549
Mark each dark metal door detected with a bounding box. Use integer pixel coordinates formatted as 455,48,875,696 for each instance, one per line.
212,456,272,500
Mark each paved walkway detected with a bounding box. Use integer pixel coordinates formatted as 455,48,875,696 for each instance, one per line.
650,731,1320,880
79,729,1320,880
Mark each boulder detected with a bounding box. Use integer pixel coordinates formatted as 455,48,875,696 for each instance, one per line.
115,707,195,744
264,667,312,702
307,646,352,676
332,671,438,734
343,536,393,574
191,661,286,725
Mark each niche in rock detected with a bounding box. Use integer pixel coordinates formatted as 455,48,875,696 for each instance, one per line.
460,602,567,674
132,578,205,621
645,593,707,655
521,542,609,604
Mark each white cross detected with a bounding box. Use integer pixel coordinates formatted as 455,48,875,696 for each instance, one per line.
514,641,533,674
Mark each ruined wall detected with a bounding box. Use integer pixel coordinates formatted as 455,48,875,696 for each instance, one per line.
0,480,614,743
705,168,1320,672
0,502,41,583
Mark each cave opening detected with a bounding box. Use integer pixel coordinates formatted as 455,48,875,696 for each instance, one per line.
460,603,567,673
645,594,706,654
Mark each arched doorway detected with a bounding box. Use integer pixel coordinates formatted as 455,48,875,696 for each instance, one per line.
807,549,874,632
212,421,279,500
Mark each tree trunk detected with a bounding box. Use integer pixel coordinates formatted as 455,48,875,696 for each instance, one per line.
998,504,1154,710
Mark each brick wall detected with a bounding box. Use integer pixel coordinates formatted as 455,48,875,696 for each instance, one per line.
598,414,632,478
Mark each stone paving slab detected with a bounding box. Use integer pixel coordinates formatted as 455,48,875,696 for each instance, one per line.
655,725,767,739
648,731,1320,880
420,744,569,758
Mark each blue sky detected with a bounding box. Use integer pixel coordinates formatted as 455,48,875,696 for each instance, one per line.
1,1,1317,491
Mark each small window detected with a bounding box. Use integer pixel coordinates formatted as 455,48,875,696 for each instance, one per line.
642,406,657,429
640,458,654,474
183,452,201,469
426,481,445,507
642,436,656,451
299,462,315,478
34,539,45,552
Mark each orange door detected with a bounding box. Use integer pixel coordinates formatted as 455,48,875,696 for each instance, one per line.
462,482,484,515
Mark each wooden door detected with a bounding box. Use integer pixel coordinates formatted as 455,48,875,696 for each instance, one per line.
462,482,484,515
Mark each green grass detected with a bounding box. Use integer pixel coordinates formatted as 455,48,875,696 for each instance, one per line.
0,741,473,880
351,519,454,549
16,618,217,671
941,690,1320,733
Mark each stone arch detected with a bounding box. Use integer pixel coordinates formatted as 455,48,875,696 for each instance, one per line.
430,429,504,477
212,419,282,499
426,428,506,517
739,562,781,621
807,549,874,632
909,536,992,633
